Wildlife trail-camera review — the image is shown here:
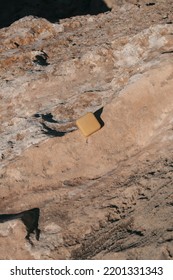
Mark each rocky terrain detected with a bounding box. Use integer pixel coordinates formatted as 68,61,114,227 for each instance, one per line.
0,0,173,259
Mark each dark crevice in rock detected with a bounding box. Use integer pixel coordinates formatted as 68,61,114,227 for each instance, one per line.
0,208,40,245
146,3,156,6
34,113,58,123
0,0,111,28
33,53,49,66
41,123,67,137
127,229,145,237
161,50,173,54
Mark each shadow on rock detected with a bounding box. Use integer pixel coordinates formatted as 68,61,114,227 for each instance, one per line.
1,0,111,28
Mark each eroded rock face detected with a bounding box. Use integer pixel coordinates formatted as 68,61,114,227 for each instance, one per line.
1,11,173,168
0,1,173,259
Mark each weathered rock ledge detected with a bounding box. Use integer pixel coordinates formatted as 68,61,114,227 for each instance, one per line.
0,1,173,259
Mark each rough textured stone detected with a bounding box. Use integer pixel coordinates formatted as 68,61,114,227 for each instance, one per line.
0,1,173,260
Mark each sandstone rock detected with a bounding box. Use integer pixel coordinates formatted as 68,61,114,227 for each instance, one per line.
0,1,173,260
0,15,173,168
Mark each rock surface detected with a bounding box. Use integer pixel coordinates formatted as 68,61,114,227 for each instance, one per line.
0,1,173,259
